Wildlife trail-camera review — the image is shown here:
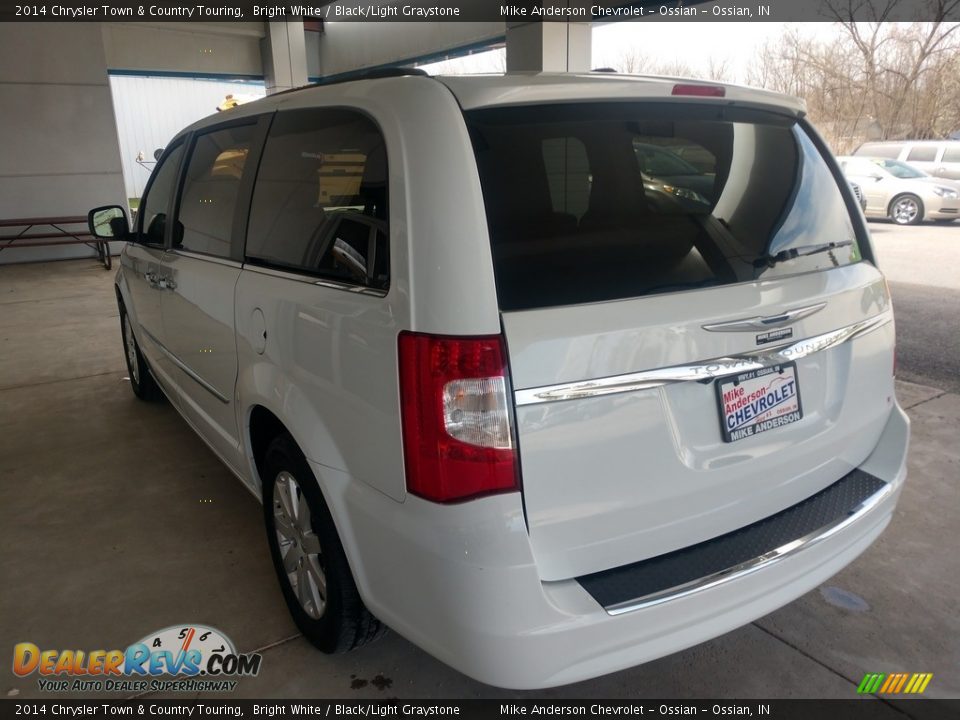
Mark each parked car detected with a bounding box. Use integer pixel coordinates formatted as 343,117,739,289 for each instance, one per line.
853,139,960,180
849,180,868,211
837,156,960,224
633,142,714,211
87,70,908,689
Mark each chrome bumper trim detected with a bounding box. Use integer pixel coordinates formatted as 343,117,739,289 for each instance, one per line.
604,481,894,616
514,311,892,407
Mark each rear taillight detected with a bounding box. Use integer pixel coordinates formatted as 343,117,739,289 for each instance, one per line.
672,83,726,97
398,332,519,503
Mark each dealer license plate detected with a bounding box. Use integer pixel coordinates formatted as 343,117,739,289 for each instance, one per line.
716,362,803,443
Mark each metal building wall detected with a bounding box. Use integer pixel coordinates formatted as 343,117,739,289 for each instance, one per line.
109,74,265,202
0,23,127,265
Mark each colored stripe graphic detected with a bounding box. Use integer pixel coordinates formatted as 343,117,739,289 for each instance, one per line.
893,673,909,693
858,673,885,694
858,672,933,694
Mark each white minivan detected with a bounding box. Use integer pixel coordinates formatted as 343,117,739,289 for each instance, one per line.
854,139,960,180
89,70,909,689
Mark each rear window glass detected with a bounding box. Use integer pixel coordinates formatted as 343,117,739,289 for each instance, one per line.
468,103,861,311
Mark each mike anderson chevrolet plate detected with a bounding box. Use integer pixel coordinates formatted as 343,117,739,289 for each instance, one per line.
716,362,803,443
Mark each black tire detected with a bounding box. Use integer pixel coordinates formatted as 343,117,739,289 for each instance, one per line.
262,434,384,653
889,194,924,225
119,303,163,401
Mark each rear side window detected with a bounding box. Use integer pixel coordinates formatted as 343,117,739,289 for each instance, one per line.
856,143,903,159
176,124,256,258
906,146,938,162
468,103,861,311
943,146,960,163
246,108,389,291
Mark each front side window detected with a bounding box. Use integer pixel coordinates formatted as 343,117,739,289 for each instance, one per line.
876,159,926,179
943,147,960,163
246,108,389,291
469,103,861,311
175,124,256,258
138,143,185,246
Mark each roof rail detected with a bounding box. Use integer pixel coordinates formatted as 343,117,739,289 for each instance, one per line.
320,66,429,84
271,66,429,99
592,67,618,73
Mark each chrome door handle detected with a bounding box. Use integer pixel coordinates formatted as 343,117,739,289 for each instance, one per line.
145,271,158,285
158,277,176,290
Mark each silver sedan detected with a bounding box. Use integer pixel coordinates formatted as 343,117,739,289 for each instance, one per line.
837,156,960,225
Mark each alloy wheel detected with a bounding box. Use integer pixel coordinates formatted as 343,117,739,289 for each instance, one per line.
272,471,327,619
892,197,919,224
123,314,139,384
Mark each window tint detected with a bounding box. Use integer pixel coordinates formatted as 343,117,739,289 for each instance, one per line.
635,142,708,177
246,109,389,291
856,143,903,159
906,146,938,162
468,103,860,311
943,146,960,163
138,143,184,246
542,137,590,222
175,124,255,258
635,138,717,210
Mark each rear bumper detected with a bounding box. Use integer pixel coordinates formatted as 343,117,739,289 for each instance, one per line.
318,402,909,689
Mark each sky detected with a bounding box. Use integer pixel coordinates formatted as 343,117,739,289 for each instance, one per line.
418,22,843,84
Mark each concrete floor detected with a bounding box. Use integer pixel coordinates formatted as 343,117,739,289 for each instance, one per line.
870,221,960,394
1,258,957,705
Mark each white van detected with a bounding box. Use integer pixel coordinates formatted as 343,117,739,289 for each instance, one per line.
88,70,909,689
854,139,960,180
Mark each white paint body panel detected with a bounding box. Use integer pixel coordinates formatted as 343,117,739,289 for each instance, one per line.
160,250,245,472
319,402,907,689
113,73,908,689
504,264,896,580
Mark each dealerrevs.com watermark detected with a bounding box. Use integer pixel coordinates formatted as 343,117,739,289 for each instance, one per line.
12,624,261,693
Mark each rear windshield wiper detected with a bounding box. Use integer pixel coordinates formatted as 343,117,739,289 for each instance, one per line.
755,240,853,268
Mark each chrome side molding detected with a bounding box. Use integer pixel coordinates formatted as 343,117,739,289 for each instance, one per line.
701,302,827,332
603,480,894,615
514,311,892,407
139,326,230,404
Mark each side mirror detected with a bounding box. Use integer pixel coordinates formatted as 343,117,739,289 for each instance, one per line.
88,205,130,240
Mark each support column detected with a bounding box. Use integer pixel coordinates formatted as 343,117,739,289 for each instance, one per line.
261,20,308,94
505,21,592,73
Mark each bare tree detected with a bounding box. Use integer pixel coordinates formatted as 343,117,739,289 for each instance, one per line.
605,48,732,81
746,4,960,152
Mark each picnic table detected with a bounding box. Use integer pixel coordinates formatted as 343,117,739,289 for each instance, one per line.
0,215,112,270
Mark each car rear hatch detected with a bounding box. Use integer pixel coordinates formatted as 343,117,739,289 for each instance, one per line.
466,99,896,581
